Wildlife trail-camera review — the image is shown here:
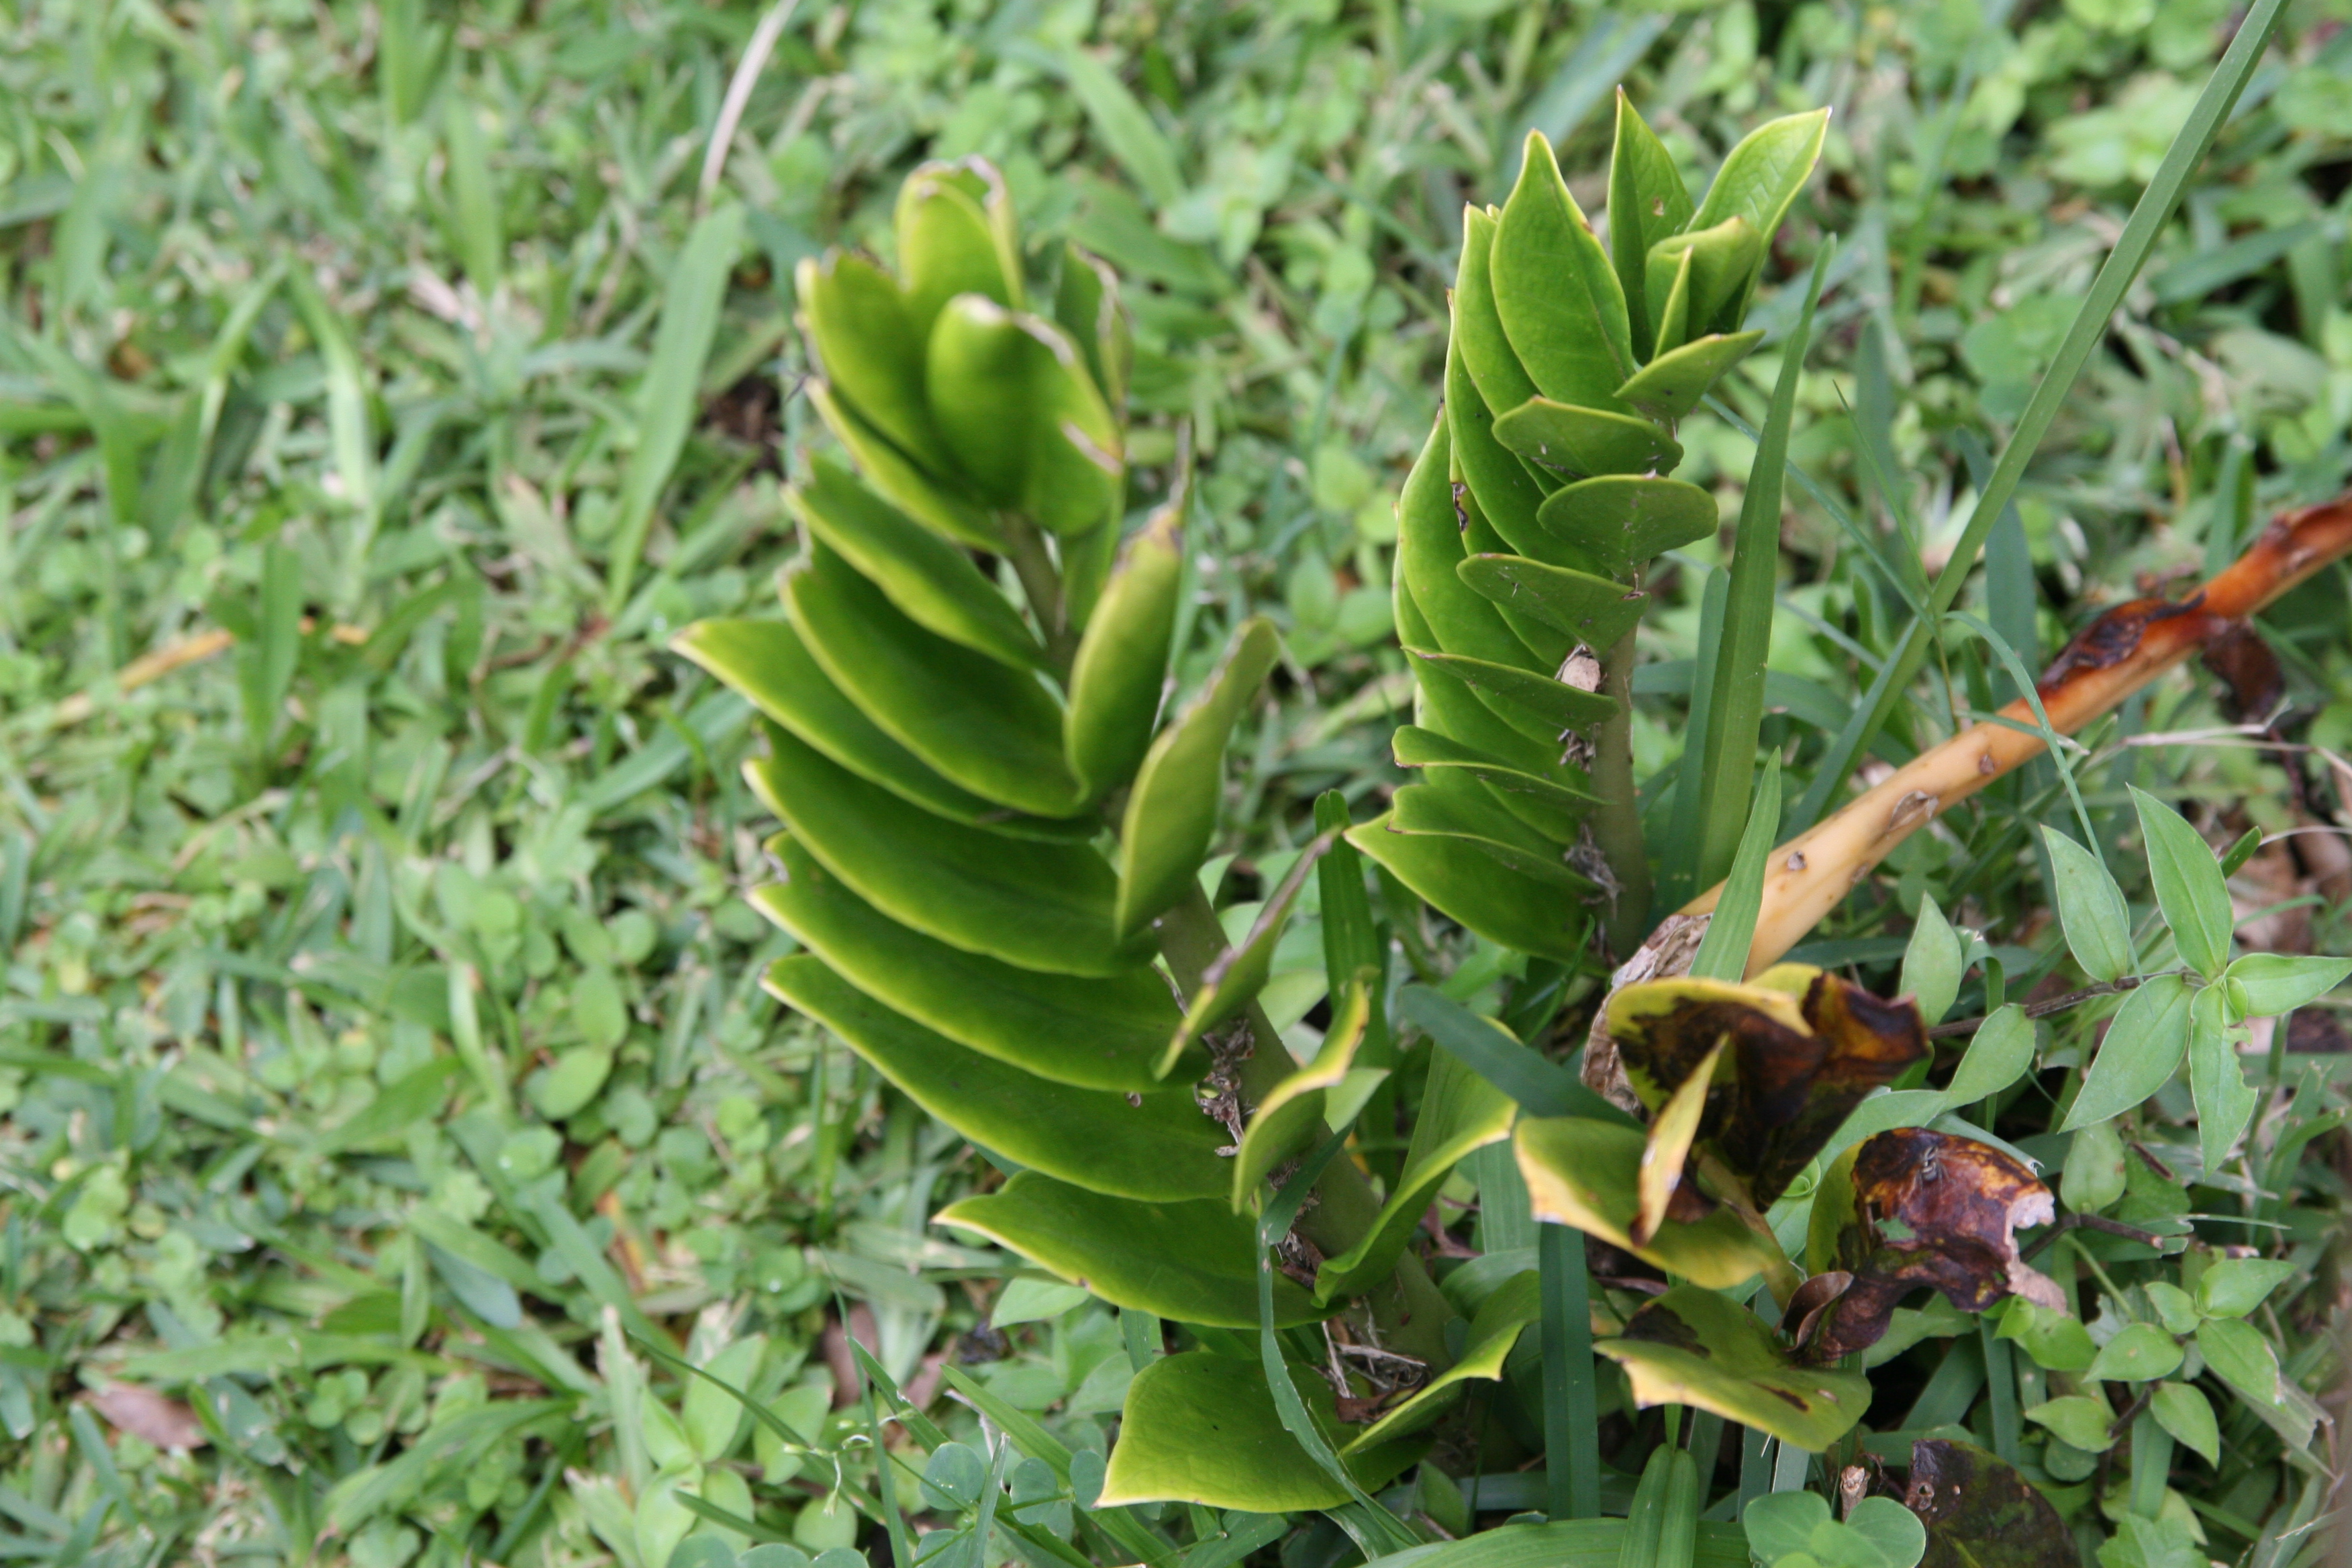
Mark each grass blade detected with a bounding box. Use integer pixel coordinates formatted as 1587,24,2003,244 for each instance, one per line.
1688,754,1781,983
443,92,505,293
1692,244,1828,888
1539,1222,1601,1519
1399,986,1638,1126
1791,0,2289,828
1658,566,1727,911
605,204,745,614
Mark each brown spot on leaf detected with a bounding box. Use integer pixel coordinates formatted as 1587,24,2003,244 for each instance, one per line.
1621,1304,1708,1356
1812,1130,2063,1361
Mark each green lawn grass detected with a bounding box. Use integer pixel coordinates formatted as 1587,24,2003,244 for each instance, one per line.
1,1,2347,1564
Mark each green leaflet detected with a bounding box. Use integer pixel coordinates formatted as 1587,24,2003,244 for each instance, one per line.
795,252,936,461
1456,554,1649,650
1493,401,1682,483
808,381,1001,549
2225,953,2352,1016
1346,810,1585,962
1314,1046,1515,1302
1490,132,1634,409
1404,647,1618,738
1393,724,1600,844
1166,839,1328,1077
1613,331,1765,424
747,726,1148,977
1457,486,1577,668
1596,1283,1869,1451
1446,317,1557,564
2132,786,2236,979
2150,1382,2220,1467
925,296,1124,536
1535,476,1716,576
1391,777,1593,893
784,543,1083,818
1052,242,1133,413
1065,504,1181,799
2061,973,2193,1130
1096,1353,1425,1511
766,955,1226,1202
1649,245,1696,360
1644,219,1761,350
673,624,1087,839
1399,579,1579,778
748,835,1183,1095
895,160,1022,336
2188,981,2256,1175
1687,107,1828,320
1395,418,1538,671
1455,205,1539,415
788,455,1043,670
1899,893,1965,1025
1230,983,1367,1209
936,1173,1321,1329
1514,1118,1785,1290
1341,1271,1539,1453
1944,1005,2037,1105
1114,618,1281,936
1606,91,1694,362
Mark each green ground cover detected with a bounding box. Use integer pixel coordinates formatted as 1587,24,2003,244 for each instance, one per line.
1,1,2349,1564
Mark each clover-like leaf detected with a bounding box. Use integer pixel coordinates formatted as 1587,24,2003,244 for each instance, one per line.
2087,1322,2183,1383
1904,1438,2076,1568
1806,1128,2064,1360
2023,1394,2114,1453
2196,1256,2298,1318
2149,1381,2220,1467
1604,965,1928,1212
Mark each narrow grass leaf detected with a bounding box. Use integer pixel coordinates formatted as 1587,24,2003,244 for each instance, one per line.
1693,245,1826,887
606,203,744,614
1687,754,1781,983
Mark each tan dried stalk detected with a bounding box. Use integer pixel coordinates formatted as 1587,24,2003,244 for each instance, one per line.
1679,491,2352,977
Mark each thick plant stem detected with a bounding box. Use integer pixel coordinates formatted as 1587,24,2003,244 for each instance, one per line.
1002,522,1078,676
1157,885,1456,1367
1590,628,1651,957
1675,491,2352,975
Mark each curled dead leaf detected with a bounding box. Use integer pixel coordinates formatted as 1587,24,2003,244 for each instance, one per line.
1808,1128,2064,1361
1604,964,1927,1212
87,1382,207,1451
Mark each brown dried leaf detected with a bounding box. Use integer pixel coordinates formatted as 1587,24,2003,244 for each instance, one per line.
1808,1129,2064,1361
1604,964,1927,1210
87,1383,207,1451
2198,622,2284,724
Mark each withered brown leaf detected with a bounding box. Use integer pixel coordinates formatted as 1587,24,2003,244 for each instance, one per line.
87,1382,207,1451
1807,1128,2065,1361
1604,964,1928,1212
